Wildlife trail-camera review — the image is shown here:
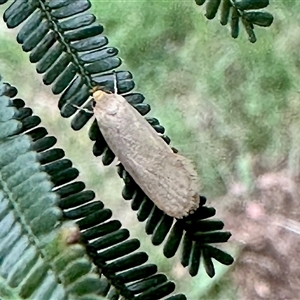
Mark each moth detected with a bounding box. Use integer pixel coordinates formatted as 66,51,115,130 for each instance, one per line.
90,77,200,219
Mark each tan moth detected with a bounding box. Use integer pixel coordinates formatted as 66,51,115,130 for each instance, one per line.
90,76,200,219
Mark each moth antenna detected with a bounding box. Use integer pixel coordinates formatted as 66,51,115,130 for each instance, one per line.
113,70,118,95
71,104,94,114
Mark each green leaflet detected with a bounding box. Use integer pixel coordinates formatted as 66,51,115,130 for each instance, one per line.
0,80,108,300
243,11,274,27
205,0,222,20
194,0,274,43
234,0,269,10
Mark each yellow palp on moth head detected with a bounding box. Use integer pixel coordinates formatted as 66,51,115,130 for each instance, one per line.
94,90,106,103
90,86,104,101
90,86,99,94
90,86,111,104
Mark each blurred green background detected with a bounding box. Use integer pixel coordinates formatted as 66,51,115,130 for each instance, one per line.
1,0,300,299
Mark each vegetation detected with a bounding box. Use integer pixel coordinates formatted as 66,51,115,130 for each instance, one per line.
0,0,300,299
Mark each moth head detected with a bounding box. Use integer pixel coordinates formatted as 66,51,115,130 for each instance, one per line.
90,86,112,106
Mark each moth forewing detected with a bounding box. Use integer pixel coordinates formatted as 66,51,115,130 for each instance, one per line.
93,91,200,218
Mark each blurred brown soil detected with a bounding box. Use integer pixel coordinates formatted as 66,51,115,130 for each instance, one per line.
224,170,300,300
